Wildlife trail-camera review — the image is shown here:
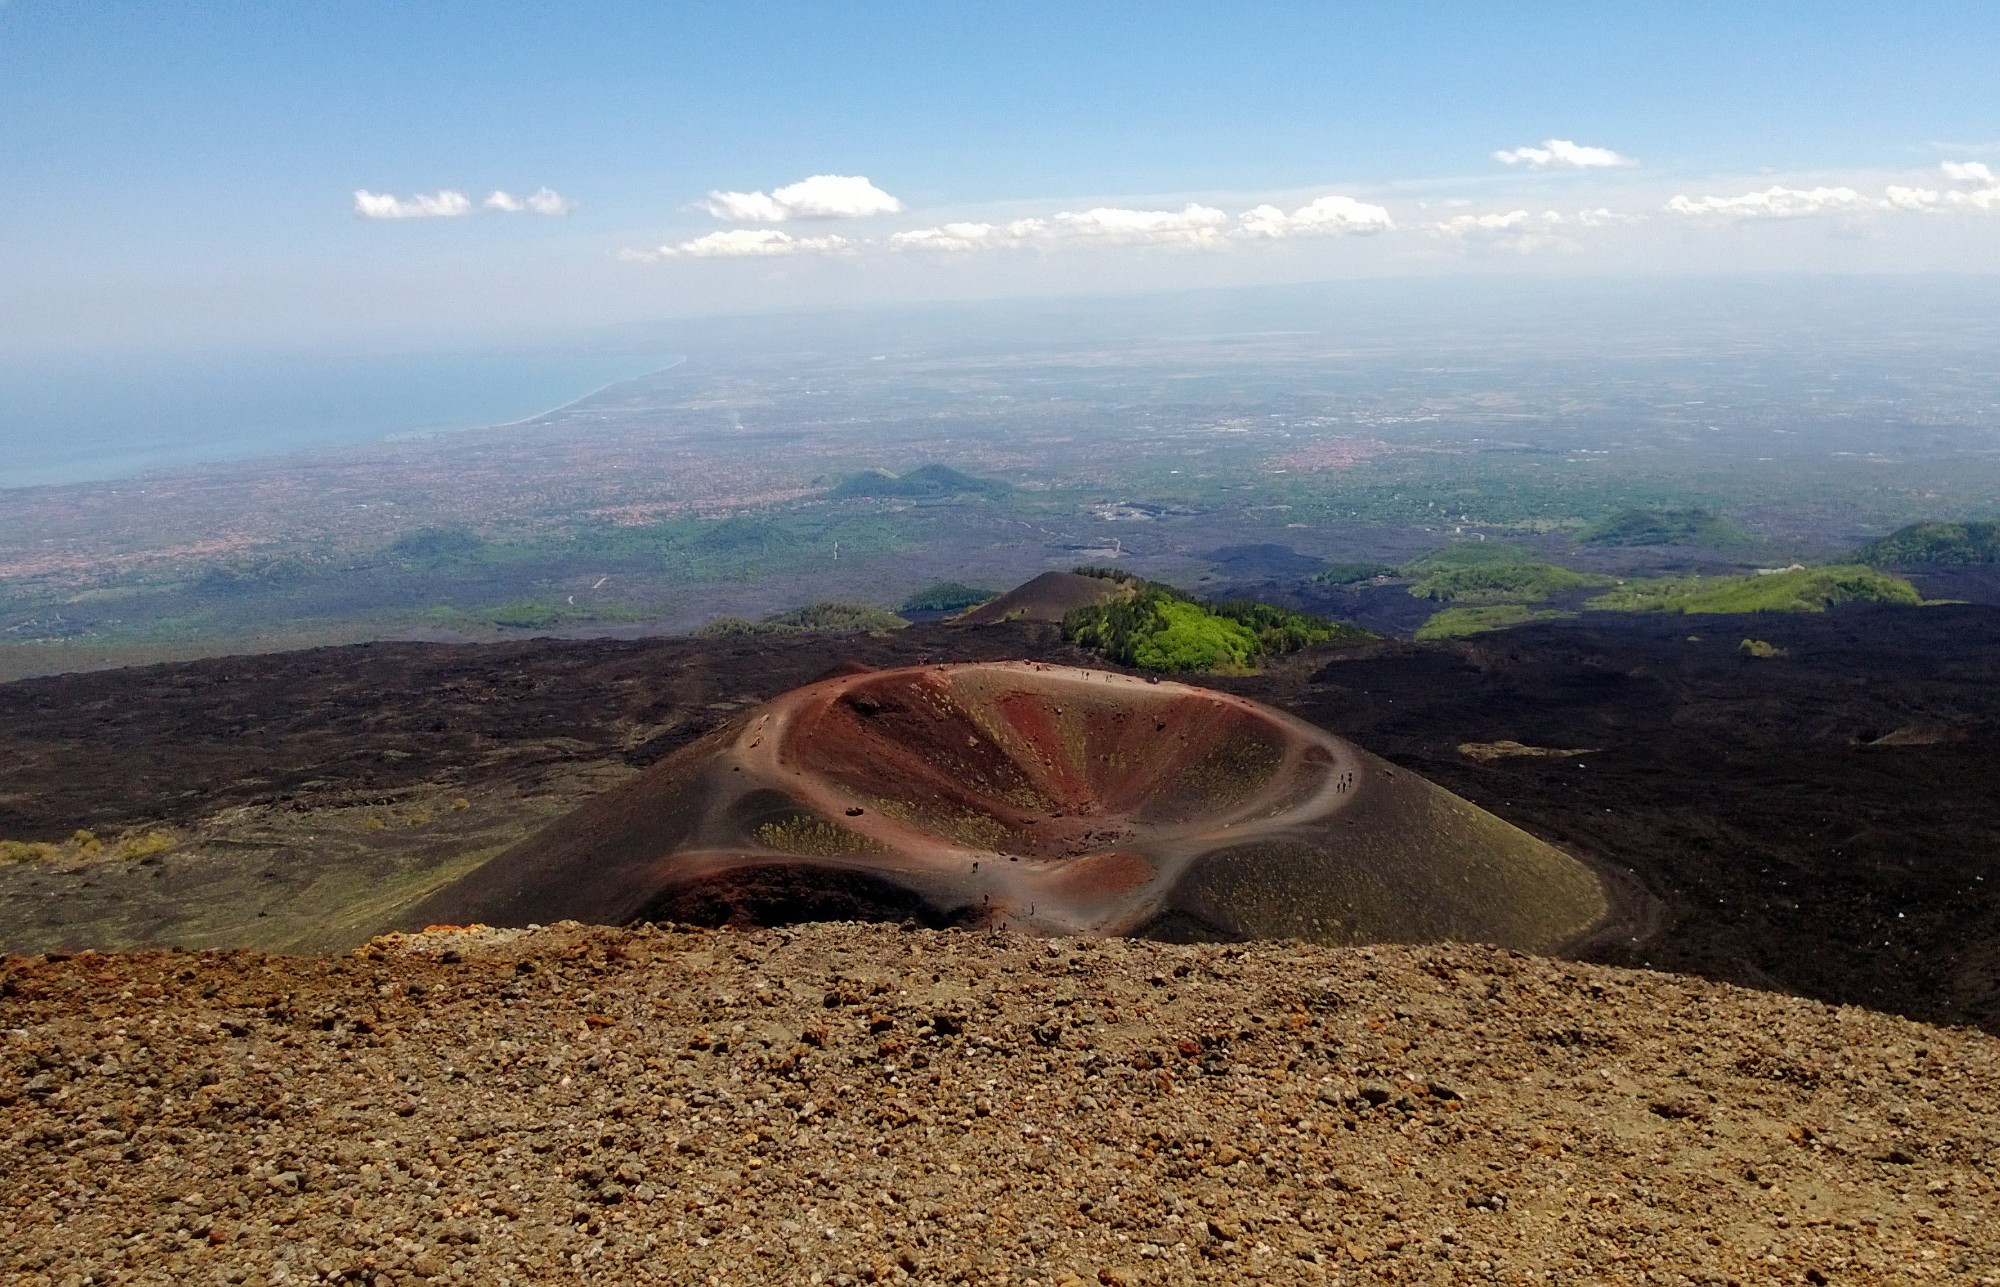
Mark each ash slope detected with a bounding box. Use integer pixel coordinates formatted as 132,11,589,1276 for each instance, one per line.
953,571,1126,624
404,663,1608,952
4,923,1997,1285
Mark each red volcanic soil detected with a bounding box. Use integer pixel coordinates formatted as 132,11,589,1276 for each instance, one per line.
736,663,1354,932
404,662,1609,950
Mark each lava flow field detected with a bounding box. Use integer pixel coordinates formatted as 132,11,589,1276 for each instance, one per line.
406,662,1610,950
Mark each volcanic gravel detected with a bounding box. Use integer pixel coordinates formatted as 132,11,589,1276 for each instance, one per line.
5,924,1999,1285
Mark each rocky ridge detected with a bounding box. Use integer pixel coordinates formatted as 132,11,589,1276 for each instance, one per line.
4,922,1998,1284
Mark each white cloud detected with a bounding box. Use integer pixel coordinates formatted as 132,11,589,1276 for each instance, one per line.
1493,139,1634,169
1665,186,1866,220
1237,194,1394,238
353,189,474,219
1883,186,1944,213
1573,207,1635,227
888,205,1231,251
1052,203,1231,245
621,229,851,260
698,190,788,222
485,187,576,215
1431,209,1573,253
889,222,1005,252
697,174,904,222
1435,210,1537,236
1885,163,2000,213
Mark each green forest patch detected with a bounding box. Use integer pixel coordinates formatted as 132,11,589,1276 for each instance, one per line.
831,464,1011,500
1585,565,1922,614
1062,572,1367,673
1415,605,1574,640
699,601,909,637
900,581,999,613
1579,508,1751,548
1312,562,1399,587
1402,544,1613,604
1859,520,2000,566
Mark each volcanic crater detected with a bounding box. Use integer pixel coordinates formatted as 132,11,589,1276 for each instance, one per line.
407,662,1612,950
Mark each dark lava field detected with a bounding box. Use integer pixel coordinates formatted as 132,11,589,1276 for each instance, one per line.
3,602,1999,1034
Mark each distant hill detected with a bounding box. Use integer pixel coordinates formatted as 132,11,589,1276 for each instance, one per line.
1860,520,2000,565
953,570,1130,624
386,525,487,561
1579,508,1751,547
830,463,1010,500
1058,570,1369,673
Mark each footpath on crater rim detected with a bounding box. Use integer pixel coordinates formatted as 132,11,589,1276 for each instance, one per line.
5,921,1998,1285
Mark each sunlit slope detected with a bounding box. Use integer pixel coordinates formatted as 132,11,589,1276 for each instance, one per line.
404,662,1610,951
952,571,1129,623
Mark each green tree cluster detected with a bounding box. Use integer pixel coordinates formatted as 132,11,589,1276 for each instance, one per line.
1579,508,1751,548
387,525,487,561
1401,544,1612,604
1586,565,1922,614
1859,520,2000,566
899,581,999,613
1312,562,1398,587
1062,583,1362,673
698,601,909,636
831,464,1010,500
1415,605,1572,640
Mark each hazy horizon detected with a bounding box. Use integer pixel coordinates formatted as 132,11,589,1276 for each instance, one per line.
6,269,1997,490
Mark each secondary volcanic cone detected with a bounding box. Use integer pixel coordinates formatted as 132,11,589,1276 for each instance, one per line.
406,662,1609,949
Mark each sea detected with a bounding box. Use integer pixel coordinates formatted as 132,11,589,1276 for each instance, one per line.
0,344,677,491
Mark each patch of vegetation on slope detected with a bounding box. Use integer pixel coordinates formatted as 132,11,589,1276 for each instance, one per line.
0,827,176,864
698,602,909,637
831,464,1010,500
1402,544,1613,604
1313,562,1398,587
1062,570,1366,673
1415,605,1573,641
899,581,998,613
1579,507,1751,547
1859,520,2000,565
1585,565,1923,614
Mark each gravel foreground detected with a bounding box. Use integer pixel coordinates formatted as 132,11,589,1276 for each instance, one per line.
4,923,1998,1286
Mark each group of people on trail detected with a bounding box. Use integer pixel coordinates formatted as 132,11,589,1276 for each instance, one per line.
1334,768,1357,795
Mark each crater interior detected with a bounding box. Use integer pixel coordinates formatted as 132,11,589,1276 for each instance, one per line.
407,662,1611,950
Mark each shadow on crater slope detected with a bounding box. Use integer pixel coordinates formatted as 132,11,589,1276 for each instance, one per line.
406,662,1610,950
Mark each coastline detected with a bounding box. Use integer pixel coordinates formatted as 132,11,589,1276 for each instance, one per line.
386,353,689,440
0,353,689,494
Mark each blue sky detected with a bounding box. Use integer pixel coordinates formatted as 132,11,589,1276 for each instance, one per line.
3,2,1997,356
